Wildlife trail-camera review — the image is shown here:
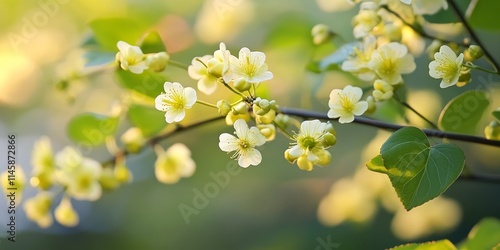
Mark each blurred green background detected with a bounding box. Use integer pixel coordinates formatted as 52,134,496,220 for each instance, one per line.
1,0,500,249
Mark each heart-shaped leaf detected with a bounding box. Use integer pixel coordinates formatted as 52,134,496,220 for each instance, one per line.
381,127,465,210
438,90,489,134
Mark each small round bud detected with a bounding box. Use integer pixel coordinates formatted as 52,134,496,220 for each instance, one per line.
257,109,276,124
316,150,332,166
284,149,298,163
121,127,146,154
54,197,79,227
146,52,170,72
257,124,276,141
297,155,313,171
115,163,133,183
232,102,248,115
457,71,471,87
274,114,290,129
207,57,224,77
217,100,232,116
484,120,500,140
269,100,279,111
322,133,337,147
233,78,251,92
225,112,251,125
325,123,336,136
99,168,120,190
465,45,484,61
311,24,333,45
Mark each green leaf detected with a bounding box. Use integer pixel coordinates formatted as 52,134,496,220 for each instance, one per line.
89,18,145,51
366,154,387,174
381,127,465,210
67,113,118,146
139,31,166,54
128,104,167,137
459,218,500,250
391,240,456,250
469,0,500,31
493,109,500,122
438,91,489,134
115,70,167,98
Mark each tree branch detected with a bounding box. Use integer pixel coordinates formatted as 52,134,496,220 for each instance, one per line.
280,107,500,147
280,107,500,182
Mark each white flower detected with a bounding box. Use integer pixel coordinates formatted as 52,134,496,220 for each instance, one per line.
155,82,197,123
369,42,416,85
342,35,377,81
54,197,79,227
223,47,273,84
288,120,331,163
429,45,464,88
55,147,102,201
219,119,266,168
328,85,368,124
116,41,148,74
352,2,381,38
188,55,219,95
23,192,53,228
412,0,448,15
188,43,231,95
155,143,196,184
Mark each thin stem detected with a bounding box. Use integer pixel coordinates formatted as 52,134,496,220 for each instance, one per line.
169,60,189,70
196,100,218,109
393,95,439,129
465,62,500,75
447,0,500,72
381,5,468,47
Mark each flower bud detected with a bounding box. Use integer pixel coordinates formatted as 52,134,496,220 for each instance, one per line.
225,112,251,125
484,120,500,140
146,52,170,72
457,71,471,87
297,155,313,171
207,57,225,77
325,123,336,136
465,45,484,61
115,163,133,183
55,197,79,227
257,124,276,141
322,133,337,147
284,149,298,163
99,167,120,190
232,102,248,115
316,150,332,166
121,127,146,154
311,24,334,45
233,78,251,92
217,100,232,116
274,114,290,129
256,109,276,124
